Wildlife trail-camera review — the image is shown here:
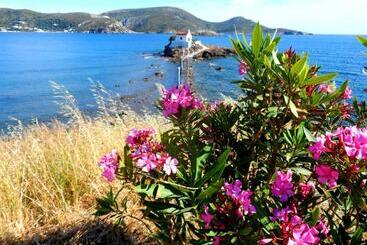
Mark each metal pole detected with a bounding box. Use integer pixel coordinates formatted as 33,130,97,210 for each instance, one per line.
178,66,181,85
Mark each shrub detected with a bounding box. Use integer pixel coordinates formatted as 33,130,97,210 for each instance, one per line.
96,24,367,244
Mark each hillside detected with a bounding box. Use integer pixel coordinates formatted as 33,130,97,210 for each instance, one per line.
0,8,130,33
102,7,261,33
0,7,307,34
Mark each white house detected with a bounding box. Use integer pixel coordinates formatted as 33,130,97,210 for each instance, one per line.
172,29,193,49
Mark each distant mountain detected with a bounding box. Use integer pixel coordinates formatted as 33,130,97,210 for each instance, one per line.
0,8,130,33
0,7,308,35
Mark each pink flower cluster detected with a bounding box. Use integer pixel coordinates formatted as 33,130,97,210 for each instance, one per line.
315,164,339,189
127,128,178,175
99,149,119,182
161,84,203,117
318,84,352,99
271,170,294,202
341,86,352,99
224,180,256,216
305,84,352,101
200,180,256,233
309,126,367,161
238,60,250,75
266,207,329,245
299,182,315,198
289,221,320,245
201,206,213,229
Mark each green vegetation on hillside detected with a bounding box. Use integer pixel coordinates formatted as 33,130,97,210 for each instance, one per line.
0,7,306,34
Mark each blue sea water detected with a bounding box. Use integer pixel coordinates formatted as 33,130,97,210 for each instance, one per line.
194,34,367,99
0,33,366,130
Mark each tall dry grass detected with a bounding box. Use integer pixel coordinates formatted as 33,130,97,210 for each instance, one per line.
0,82,169,241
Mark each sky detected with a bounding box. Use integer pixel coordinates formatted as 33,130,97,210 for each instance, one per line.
0,0,366,35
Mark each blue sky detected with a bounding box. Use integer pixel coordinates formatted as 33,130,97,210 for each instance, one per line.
1,0,366,34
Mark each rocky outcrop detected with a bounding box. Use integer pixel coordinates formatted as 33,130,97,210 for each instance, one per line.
194,46,233,60
163,44,234,62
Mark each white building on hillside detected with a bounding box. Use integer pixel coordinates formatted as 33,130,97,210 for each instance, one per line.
172,29,193,48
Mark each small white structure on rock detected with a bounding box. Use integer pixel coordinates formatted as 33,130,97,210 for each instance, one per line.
173,29,193,48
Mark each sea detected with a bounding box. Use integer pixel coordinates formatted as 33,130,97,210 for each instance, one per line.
0,32,366,130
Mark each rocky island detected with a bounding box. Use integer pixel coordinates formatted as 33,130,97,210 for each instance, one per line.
162,31,234,62
163,43,234,62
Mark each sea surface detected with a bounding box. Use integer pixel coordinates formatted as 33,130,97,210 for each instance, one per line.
0,33,366,130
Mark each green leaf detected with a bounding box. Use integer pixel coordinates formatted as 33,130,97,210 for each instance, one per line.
252,22,263,57
310,207,320,226
196,148,231,187
239,226,253,236
291,167,312,176
350,186,367,211
300,73,338,87
357,35,367,47
296,124,305,143
284,95,299,118
198,179,224,203
325,212,343,245
144,201,181,214
291,56,308,76
351,226,365,245
194,146,212,183
303,126,316,142
136,183,180,199
95,188,115,216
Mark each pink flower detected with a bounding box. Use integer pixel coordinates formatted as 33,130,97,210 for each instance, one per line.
161,85,202,117
342,127,367,160
341,103,352,119
224,179,243,200
308,136,326,160
271,170,294,202
136,153,159,172
290,215,303,226
99,149,119,182
208,100,223,111
341,86,352,99
259,238,273,244
289,223,320,245
312,126,367,161
239,60,250,75
127,128,177,174
192,96,204,109
224,180,256,216
299,182,314,198
315,164,339,189
239,190,256,215
349,164,361,174
271,207,291,222
306,85,315,97
318,83,335,93
201,206,213,229
163,157,178,175
213,236,223,245
316,219,330,237
126,128,155,148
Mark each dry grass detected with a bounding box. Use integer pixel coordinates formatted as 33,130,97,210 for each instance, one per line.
0,82,168,243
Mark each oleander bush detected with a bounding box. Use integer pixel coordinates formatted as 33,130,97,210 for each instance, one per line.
96,24,367,244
